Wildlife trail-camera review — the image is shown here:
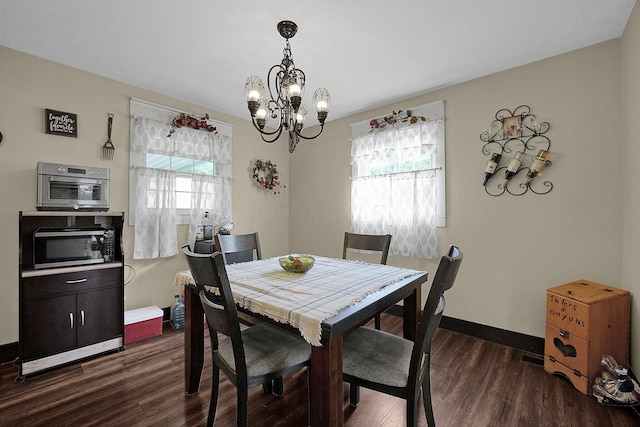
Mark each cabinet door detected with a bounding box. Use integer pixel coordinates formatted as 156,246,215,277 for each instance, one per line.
77,286,122,347
21,294,77,360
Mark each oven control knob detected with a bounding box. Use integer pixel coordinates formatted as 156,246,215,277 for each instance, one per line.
73,205,79,210
57,166,67,173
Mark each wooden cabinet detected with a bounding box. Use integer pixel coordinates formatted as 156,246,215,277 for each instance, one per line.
544,279,630,394
18,211,125,379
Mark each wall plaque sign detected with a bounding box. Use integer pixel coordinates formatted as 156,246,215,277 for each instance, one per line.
45,109,77,138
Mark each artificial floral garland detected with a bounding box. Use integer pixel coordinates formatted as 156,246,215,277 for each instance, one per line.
252,159,285,195
369,109,427,132
167,112,217,137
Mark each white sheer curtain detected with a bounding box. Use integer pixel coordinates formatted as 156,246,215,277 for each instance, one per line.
351,121,441,259
131,167,178,259
130,117,232,166
130,116,232,259
188,174,232,246
130,117,173,158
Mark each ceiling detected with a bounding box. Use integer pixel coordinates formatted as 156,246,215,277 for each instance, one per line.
0,1,635,123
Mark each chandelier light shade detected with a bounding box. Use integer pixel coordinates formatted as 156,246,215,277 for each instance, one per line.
244,20,331,153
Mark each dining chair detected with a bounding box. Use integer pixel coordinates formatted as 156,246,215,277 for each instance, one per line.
211,233,262,326
183,248,311,427
342,244,463,427
343,231,392,329
210,232,294,395
214,232,262,265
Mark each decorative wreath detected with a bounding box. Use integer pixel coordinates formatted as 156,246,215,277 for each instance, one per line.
167,112,217,137
252,159,285,195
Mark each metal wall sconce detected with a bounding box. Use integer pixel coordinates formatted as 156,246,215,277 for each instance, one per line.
480,105,553,196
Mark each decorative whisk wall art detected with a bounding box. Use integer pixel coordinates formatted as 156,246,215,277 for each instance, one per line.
480,105,553,196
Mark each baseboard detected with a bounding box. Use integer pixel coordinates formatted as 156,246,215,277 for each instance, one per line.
0,341,18,367
439,315,545,355
385,304,545,355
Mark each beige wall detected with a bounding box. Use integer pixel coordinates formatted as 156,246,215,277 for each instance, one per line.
291,40,628,357
0,46,290,345
622,4,640,374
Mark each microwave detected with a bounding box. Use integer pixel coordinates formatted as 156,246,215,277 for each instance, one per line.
33,227,115,270
36,162,110,211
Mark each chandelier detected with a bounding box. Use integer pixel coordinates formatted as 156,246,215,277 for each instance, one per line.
244,20,331,153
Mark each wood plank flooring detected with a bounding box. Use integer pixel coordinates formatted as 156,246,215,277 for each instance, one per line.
1,314,638,426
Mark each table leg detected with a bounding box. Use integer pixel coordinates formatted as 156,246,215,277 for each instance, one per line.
184,285,204,395
403,286,421,341
309,335,344,427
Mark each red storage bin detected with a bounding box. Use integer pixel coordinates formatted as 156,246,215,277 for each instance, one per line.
124,306,163,344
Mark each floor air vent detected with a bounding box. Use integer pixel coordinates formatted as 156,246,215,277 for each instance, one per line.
521,353,544,366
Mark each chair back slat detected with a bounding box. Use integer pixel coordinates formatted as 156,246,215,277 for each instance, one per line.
343,232,392,265
200,290,236,338
215,233,262,264
182,245,220,292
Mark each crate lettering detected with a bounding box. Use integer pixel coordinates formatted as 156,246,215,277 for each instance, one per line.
548,310,585,327
560,299,577,311
549,310,560,318
568,316,586,327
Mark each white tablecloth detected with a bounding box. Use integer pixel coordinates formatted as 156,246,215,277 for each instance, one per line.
175,256,425,346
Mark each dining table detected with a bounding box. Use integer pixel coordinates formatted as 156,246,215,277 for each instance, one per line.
174,255,428,427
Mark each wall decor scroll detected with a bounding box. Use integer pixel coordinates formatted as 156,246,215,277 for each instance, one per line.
480,105,552,196
45,108,77,138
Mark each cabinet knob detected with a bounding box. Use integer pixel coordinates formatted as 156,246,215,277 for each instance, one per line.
559,328,569,338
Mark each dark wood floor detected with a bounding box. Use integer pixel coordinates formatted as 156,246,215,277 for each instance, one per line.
1,314,638,427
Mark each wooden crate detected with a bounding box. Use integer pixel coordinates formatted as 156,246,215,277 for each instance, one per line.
544,279,630,394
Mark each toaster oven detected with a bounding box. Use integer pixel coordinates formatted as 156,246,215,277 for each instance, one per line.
36,162,109,211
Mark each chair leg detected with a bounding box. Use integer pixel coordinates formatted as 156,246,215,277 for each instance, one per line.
349,383,360,406
421,359,436,427
306,368,311,427
237,386,249,427
207,368,220,427
422,381,436,427
262,380,273,394
374,313,381,330
273,377,285,396
407,396,418,427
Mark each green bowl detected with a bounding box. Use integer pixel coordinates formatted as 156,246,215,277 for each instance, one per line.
279,255,315,273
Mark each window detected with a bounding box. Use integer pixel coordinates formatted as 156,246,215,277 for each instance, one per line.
358,151,434,176
128,99,232,259
145,153,214,209
350,101,445,259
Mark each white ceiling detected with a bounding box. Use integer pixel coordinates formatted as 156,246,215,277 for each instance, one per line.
0,1,635,123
